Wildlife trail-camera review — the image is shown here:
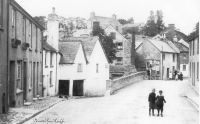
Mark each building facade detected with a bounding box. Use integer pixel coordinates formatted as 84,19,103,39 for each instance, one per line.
0,0,9,114
43,41,60,97
58,37,110,97
8,0,44,107
189,36,199,91
136,38,179,80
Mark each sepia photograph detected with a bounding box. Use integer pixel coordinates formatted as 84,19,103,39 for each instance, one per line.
0,0,199,123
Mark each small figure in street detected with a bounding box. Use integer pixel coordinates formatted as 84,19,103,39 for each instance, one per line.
147,69,150,80
148,88,156,116
169,71,172,80
175,71,179,81
179,72,183,81
156,90,166,117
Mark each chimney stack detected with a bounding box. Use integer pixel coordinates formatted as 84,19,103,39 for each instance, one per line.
52,7,55,14
90,12,95,19
112,14,117,20
168,24,175,30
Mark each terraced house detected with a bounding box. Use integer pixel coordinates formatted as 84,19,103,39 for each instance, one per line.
0,0,9,114
8,0,44,107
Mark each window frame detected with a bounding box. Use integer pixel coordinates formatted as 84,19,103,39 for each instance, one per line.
50,71,53,87
173,54,175,62
77,63,83,72
96,64,99,73
183,64,186,71
0,0,3,27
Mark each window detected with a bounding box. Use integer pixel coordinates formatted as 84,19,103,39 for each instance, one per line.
190,62,192,77
162,53,165,60
116,57,123,65
197,62,199,80
17,61,21,79
116,42,123,50
29,22,32,48
0,0,3,27
17,61,22,90
173,54,175,62
193,40,195,55
36,28,38,51
50,71,53,87
110,32,116,40
11,9,16,27
172,66,175,72
50,52,53,66
197,38,199,54
93,21,100,29
23,17,26,36
45,52,47,66
190,42,192,56
183,65,186,71
77,63,83,72
116,26,118,31
96,64,99,73
30,62,32,88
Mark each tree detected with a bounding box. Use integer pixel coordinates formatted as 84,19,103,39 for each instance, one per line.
92,26,117,63
118,19,129,25
188,22,199,41
34,16,46,28
143,10,165,37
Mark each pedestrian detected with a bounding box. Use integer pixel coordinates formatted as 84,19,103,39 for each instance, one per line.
148,88,156,116
156,90,166,117
179,72,183,81
169,71,172,80
175,71,179,81
147,69,150,80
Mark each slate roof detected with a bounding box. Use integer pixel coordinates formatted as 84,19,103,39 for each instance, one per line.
65,37,98,61
148,39,179,53
173,42,189,52
43,41,57,52
59,41,81,64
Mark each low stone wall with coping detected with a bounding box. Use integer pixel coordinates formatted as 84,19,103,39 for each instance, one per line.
110,71,146,94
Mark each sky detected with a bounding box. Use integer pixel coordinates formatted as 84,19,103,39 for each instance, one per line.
15,0,200,35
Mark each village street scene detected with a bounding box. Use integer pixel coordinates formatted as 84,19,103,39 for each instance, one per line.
0,0,199,124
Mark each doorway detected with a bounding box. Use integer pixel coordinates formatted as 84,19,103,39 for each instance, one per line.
167,68,169,79
23,62,27,101
9,61,15,107
59,80,69,96
73,80,84,96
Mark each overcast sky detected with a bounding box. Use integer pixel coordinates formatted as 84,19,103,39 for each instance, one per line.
16,0,199,35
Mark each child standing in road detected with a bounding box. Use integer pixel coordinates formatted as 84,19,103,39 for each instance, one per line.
156,90,166,117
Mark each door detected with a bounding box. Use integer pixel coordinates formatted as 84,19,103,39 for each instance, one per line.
33,62,36,97
167,68,169,79
73,80,84,96
59,80,69,96
23,62,27,101
9,61,15,107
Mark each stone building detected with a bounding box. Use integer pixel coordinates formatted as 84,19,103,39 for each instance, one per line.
43,41,60,97
189,35,199,92
87,12,122,32
8,0,44,107
136,38,180,80
0,0,9,114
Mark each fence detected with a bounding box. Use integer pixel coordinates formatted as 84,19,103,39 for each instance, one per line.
110,71,146,94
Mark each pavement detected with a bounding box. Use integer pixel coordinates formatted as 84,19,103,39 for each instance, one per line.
0,97,64,124
181,79,199,111
24,80,199,124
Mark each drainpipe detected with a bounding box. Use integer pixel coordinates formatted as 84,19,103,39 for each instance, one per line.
6,0,10,112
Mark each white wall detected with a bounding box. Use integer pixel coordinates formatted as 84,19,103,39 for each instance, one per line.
85,40,109,96
58,45,87,96
162,53,178,79
180,64,189,77
43,50,60,97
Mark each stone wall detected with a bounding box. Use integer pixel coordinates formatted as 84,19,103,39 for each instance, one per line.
110,71,146,94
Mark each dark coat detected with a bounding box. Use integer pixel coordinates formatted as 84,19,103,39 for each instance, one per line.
148,92,156,104
156,95,166,109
